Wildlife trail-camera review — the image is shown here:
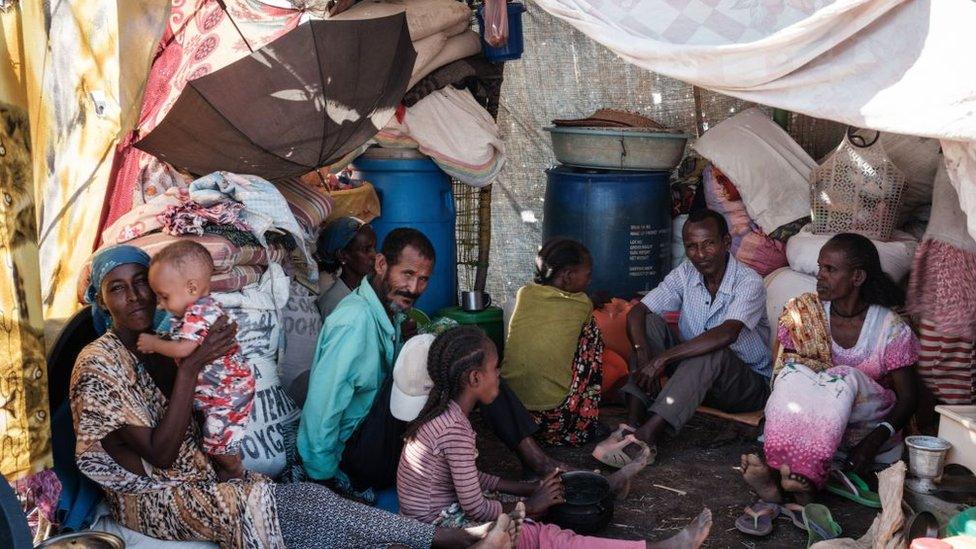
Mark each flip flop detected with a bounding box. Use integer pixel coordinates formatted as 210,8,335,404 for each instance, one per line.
592,433,653,468
803,503,842,547
735,501,780,536
778,502,807,531
826,470,882,509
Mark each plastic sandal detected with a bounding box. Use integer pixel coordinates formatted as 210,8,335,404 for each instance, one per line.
778,503,807,531
803,503,842,547
826,470,882,508
593,423,637,467
591,434,653,468
735,501,780,536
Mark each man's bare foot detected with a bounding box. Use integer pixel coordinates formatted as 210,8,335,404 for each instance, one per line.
607,451,650,499
779,464,813,504
470,514,514,549
646,508,712,549
741,454,783,503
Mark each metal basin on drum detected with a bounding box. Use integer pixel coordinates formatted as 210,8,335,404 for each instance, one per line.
545,126,690,171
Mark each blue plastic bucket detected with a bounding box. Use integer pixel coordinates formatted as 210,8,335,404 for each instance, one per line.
476,2,527,63
351,150,457,314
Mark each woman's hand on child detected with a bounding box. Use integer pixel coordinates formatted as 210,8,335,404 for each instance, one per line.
524,468,566,517
181,316,237,371
137,333,159,354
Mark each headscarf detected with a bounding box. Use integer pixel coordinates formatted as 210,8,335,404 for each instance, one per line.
84,245,153,335
773,292,833,379
315,216,367,270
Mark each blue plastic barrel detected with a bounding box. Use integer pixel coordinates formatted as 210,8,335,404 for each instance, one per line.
543,166,672,299
351,149,457,314
476,2,526,63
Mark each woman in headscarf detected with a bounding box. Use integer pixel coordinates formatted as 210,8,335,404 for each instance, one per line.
738,234,918,514
315,216,377,319
71,245,505,548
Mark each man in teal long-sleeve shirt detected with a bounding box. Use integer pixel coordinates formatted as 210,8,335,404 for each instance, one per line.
300,228,567,497
298,228,434,482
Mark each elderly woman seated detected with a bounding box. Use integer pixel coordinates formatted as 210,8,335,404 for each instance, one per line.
69,244,519,548
502,237,605,446
738,233,918,527
316,216,377,319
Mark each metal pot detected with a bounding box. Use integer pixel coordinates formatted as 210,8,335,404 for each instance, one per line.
545,471,614,535
545,126,690,171
35,531,125,549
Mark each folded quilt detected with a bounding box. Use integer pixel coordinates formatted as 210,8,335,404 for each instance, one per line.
375,87,505,187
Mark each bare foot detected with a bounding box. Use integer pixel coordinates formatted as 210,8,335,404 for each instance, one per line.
607,451,650,499
470,514,513,549
509,502,525,547
741,454,783,503
779,464,813,502
647,508,712,549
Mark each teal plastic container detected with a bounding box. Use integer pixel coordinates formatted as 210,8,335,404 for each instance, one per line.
543,166,672,299
351,149,457,313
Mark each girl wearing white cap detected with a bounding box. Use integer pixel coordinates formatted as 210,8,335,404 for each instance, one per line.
395,327,713,548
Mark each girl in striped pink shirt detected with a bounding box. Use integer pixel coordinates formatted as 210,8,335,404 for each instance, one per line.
396,327,712,548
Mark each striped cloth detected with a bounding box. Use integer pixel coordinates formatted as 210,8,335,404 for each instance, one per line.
397,401,502,524
918,319,975,405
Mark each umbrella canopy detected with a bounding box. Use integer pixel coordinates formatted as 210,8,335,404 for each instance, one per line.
135,13,416,180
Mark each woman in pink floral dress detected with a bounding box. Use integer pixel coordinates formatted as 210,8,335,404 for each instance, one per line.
740,233,918,504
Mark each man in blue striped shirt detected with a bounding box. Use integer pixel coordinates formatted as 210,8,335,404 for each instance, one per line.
609,209,771,462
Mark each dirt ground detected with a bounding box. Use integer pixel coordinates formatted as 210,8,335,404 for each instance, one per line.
474,405,880,548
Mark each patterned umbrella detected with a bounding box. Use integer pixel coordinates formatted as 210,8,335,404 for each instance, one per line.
136,13,415,180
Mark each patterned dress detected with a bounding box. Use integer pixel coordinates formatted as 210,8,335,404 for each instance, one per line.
763,302,919,488
530,319,604,446
70,332,282,548
71,332,437,549
169,296,255,454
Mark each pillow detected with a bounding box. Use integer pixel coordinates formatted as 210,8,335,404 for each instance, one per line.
237,245,288,267
703,165,788,276
736,232,788,277
692,108,817,234
273,177,335,240
786,225,918,282
211,266,266,293
135,232,241,269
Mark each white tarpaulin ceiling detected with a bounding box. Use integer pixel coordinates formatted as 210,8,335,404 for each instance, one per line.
531,0,976,240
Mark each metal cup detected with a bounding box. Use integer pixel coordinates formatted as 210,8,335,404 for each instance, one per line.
461,291,492,312
905,435,952,490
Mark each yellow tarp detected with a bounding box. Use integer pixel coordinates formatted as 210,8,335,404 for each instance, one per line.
0,0,167,479
0,3,49,480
